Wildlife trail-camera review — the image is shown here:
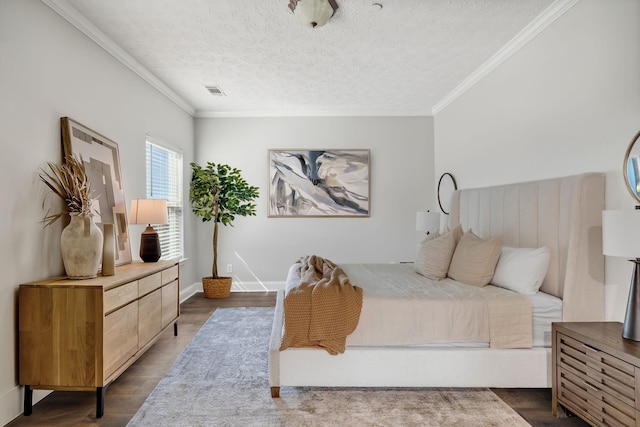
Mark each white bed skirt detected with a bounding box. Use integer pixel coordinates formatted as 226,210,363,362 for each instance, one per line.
269,290,551,392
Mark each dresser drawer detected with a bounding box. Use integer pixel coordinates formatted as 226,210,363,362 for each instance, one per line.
104,281,138,314
103,301,138,379
139,289,162,347
139,271,162,296
161,280,179,328
162,265,179,285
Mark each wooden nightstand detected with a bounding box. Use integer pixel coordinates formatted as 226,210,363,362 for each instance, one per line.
552,322,640,426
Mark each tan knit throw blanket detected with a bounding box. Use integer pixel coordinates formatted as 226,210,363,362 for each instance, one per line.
280,255,363,355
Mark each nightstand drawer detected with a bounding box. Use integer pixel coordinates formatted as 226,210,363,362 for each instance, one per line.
553,323,640,427
558,333,636,407
559,367,636,426
557,367,593,418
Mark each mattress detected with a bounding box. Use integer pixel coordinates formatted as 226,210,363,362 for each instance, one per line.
528,291,563,347
285,262,562,348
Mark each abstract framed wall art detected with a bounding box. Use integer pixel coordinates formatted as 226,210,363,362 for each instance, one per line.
61,117,132,265
268,149,370,217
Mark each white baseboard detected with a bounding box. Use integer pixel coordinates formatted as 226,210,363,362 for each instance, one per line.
180,281,201,303
0,385,50,425
231,281,285,292
182,281,285,300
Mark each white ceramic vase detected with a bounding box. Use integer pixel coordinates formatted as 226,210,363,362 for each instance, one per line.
61,213,103,279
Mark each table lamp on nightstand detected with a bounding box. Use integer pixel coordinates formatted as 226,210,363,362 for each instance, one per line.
416,211,441,236
129,199,168,263
603,208,640,341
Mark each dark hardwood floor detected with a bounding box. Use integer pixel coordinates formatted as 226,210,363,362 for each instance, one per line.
6,292,587,427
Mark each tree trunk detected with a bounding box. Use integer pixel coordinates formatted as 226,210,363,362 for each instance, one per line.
212,220,219,279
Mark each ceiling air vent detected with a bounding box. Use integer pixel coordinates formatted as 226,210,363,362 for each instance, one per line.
205,85,225,96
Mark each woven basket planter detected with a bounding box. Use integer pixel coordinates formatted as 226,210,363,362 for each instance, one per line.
202,277,232,299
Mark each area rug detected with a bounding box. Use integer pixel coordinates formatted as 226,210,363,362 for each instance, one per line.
128,307,530,427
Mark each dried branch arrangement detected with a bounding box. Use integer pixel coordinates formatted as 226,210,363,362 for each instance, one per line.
39,155,94,226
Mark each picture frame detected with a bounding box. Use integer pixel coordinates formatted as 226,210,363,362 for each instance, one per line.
268,149,370,217
61,117,132,265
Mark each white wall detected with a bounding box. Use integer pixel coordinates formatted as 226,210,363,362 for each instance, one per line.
0,1,195,423
194,116,435,290
434,0,640,321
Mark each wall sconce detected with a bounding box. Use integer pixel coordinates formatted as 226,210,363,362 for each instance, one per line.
129,199,168,262
288,0,338,28
416,211,441,236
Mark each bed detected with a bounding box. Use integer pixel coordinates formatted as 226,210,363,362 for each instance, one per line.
268,172,605,397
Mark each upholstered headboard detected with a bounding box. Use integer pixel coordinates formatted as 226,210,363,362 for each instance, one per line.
448,173,605,322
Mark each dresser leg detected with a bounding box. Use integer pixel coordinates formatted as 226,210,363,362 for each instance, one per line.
174,321,178,336
96,385,108,418
271,387,280,398
23,385,32,416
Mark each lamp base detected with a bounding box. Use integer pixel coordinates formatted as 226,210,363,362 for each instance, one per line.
623,260,640,340
139,225,161,263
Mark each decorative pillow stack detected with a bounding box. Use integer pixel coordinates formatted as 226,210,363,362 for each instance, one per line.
447,230,502,287
414,225,462,280
414,222,552,293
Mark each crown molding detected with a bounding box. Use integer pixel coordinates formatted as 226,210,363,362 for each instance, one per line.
41,0,196,116
431,0,581,115
41,0,578,119
195,109,432,118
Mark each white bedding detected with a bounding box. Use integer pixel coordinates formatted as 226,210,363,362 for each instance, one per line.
528,291,563,347
285,262,561,348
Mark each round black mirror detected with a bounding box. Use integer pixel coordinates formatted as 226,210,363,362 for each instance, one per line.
437,173,457,215
623,130,640,203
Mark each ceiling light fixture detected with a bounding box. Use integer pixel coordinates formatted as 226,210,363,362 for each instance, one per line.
288,0,338,28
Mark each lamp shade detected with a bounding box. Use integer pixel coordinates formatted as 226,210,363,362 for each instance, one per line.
602,209,640,258
416,211,440,235
289,0,338,28
129,199,169,225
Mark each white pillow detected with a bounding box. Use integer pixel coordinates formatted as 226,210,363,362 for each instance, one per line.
491,246,551,294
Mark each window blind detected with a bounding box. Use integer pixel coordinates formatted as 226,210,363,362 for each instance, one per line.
146,139,183,260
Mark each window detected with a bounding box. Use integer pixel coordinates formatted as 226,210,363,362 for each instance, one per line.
146,137,183,260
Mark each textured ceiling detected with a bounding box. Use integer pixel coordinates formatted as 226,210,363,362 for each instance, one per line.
56,0,558,116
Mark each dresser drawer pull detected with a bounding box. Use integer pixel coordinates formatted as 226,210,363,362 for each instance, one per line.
583,381,601,393
581,343,599,354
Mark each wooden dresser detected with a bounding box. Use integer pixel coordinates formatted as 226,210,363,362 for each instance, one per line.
18,260,180,418
552,322,640,426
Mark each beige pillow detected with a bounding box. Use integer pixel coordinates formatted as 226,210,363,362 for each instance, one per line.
414,230,457,280
447,230,502,286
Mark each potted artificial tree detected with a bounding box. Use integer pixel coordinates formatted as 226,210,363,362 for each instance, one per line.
189,162,259,298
